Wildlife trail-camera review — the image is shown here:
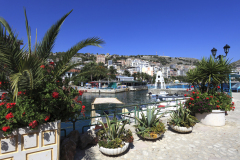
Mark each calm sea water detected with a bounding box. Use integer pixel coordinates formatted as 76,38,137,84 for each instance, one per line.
61,90,157,135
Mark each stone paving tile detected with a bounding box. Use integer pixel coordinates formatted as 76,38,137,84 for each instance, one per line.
74,93,240,160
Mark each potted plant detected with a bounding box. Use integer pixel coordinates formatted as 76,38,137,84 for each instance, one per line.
185,90,234,126
135,108,166,140
168,103,198,133
0,8,103,160
186,55,234,127
97,114,133,156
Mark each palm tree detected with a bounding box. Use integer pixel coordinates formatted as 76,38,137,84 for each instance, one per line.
0,9,104,100
108,66,117,80
123,70,131,77
187,56,232,92
132,73,137,80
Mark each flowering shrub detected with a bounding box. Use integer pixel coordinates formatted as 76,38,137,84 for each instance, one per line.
0,63,84,135
185,90,234,114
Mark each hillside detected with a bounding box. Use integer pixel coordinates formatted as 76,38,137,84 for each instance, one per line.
231,59,240,67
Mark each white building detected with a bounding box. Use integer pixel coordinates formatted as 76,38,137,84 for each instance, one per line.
71,57,82,64
108,60,113,66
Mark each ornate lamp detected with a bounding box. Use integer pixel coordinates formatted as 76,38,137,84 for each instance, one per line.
223,44,230,56
211,45,230,59
211,48,217,58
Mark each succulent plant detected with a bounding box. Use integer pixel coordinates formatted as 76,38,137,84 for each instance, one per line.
97,114,133,148
135,107,166,138
169,103,199,128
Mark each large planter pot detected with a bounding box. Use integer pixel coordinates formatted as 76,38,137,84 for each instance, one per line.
170,125,193,133
0,120,61,160
98,142,129,155
195,110,225,126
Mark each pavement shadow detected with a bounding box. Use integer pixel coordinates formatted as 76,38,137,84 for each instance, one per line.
74,145,97,160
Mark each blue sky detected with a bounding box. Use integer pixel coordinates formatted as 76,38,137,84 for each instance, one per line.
1,0,240,62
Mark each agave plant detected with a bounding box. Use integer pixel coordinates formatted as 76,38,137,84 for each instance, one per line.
169,103,198,128
135,107,166,138
97,114,127,140
97,114,133,148
0,8,104,100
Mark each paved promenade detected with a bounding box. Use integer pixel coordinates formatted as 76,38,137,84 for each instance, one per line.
74,93,240,160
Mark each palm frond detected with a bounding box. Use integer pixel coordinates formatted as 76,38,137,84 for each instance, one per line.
53,37,104,78
24,8,31,56
36,10,73,60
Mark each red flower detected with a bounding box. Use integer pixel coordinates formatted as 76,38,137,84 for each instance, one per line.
6,103,16,109
18,91,22,95
79,90,83,96
206,97,209,100
186,89,189,91
230,107,232,109
232,102,234,105
184,94,187,97
196,96,199,99
189,88,191,90
192,91,195,94
0,102,6,106
40,65,45,68
56,80,59,83
49,62,54,65
217,100,219,102
29,120,38,128
189,103,191,105
22,112,26,116
5,112,14,120
190,97,194,101
45,115,50,121
216,105,220,108
1,93,7,100
233,107,235,109
52,92,59,98
217,86,220,89
82,105,85,110
210,96,213,98
78,101,82,105
2,126,10,132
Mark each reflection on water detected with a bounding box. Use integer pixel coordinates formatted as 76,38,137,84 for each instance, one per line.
61,90,157,135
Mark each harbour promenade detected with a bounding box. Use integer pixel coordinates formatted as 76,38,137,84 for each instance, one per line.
74,93,240,160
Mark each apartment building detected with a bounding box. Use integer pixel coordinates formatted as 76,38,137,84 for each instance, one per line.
117,60,126,66
126,58,133,66
96,55,105,64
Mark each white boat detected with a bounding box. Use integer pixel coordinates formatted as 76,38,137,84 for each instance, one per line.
159,91,168,96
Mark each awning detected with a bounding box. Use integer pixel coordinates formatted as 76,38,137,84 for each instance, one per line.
92,98,123,104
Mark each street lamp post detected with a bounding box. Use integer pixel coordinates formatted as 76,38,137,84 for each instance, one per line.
211,44,230,60
211,44,230,92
